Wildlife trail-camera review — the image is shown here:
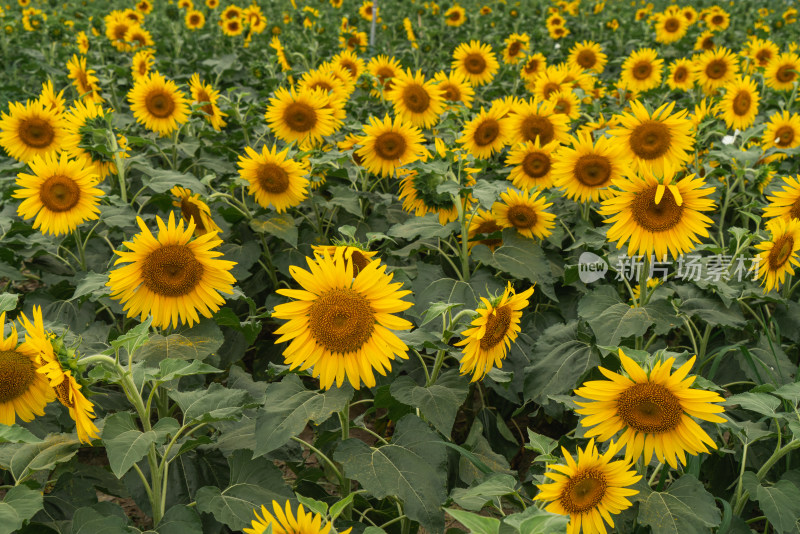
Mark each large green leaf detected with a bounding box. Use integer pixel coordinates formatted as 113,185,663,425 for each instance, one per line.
169,382,255,425
0,292,19,313
156,505,203,534
70,503,131,534
674,285,745,327
637,475,721,534
250,212,299,247
388,213,459,240
138,166,207,194
725,392,781,418
142,358,222,384
501,506,569,534
445,508,500,534
742,472,800,533
334,415,447,533
0,425,42,444
389,371,469,436
3,435,80,482
457,419,512,485
450,473,517,511
0,485,44,534
102,413,178,478
135,319,225,364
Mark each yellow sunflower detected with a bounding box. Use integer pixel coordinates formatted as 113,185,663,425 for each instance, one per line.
746,38,779,69
189,73,227,131
185,9,205,29
507,98,570,146
222,17,245,36
244,500,352,534
265,87,336,146
492,188,555,240
575,350,726,469
452,40,500,87
61,100,118,179
552,133,627,203
694,30,716,51
719,76,759,130
67,54,103,104
386,69,445,129
171,186,221,236
434,70,475,109
529,65,570,101
0,100,65,163
444,5,466,27
458,104,512,160
124,24,154,49
128,72,190,137
131,49,154,82
599,171,716,260
620,48,663,93
534,439,641,534
504,139,558,191
666,58,696,90
764,175,800,222
654,12,688,44
762,110,800,151
331,50,365,82
694,47,739,93
367,55,402,96
355,114,429,177
237,144,309,212
520,53,547,83
549,90,581,120
38,80,66,116
609,100,695,177
705,8,730,31
220,4,241,19
567,40,607,73
13,152,103,236
272,252,412,390
311,245,378,275
466,209,504,251
765,52,800,91
755,217,800,293
502,33,530,65
107,213,237,329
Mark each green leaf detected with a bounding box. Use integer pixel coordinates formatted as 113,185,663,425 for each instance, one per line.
0,485,44,534
773,382,800,405
254,374,352,456
156,505,203,534
138,166,207,194
70,504,130,534
743,473,800,533
194,450,295,531
725,392,781,418
458,420,512,485
0,425,42,444
524,429,557,456
136,319,225,364
6,434,80,482
328,493,355,522
334,415,447,533
169,382,255,425
0,293,19,314
638,475,721,534
71,272,110,301
109,318,152,358
674,285,745,327
450,473,517,511
102,412,163,478
501,506,569,533
250,213,298,247
444,508,500,534
295,494,328,517
143,358,222,384
387,213,459,240
389,371,469,436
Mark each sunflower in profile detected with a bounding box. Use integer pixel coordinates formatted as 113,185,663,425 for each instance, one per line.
434,70,475,109
505,139,558,190
62,100,118,179
77,31,90,54
567,41,607,73
386,69,445,129
455,284,533,381
244,500,352,534
467,209,504,251
609,100,695,177
765,52,800,91
694,47,739,93
502,33,529,65
0,100,65,163
238,144,309,212
535,439,640,534
265,86,336,145
552,134,627,203
666,58,695,90
311,245,378,275
599,171,716,260
0,311,54,426
107,213,237,329
575,350,726,468
520,53,547,83
14,152,103,236
367,55,402,97
189,74,227,131
507,99,569,146
620,48,663,93
273,252,412,390
444,5,466,27
131,49,154,81
355,114,429,177
128,72,189,137
755,217,800,293
762,111,800,151
171,186,220,236
719,76,759,130
452,40,500,87
654,11,688,44
67,55,104,104
764,175,800,222
458,104,512,160
492,188,555,240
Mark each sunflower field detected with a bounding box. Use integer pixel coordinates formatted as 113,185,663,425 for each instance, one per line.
4,0,800,533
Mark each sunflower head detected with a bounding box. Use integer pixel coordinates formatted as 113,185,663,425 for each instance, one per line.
128,72,190,137
452,40,500,87
237,144,310,212
492,188,556,240
755,217,800,293
244,500,352,534
0,99,66,163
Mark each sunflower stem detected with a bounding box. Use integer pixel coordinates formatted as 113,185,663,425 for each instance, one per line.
338,401,353,520
428,349,446,387
107,128,128,204
73,228,87,271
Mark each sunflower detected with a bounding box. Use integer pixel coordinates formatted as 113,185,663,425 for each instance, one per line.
764,175,800,222
546,13,565,30
76,31,90,54
221,5,242,20
244,500,352,534
746,38,779,69
467,209,504,251
0,100,66,163
762,110,800,151
454,284,533,381
222,17,245,36
695,47,739,93
128,72,189,137
397,169,469,225
719,76,760,130
243,5,267,33
62,100,117,179
66,55,103,104
694,30,716,51
665,58,695,91
654,12,688,44
386,69,445,129
502,33,530,65
765,52,800,91
265,86,336,145
171,186,220,236
609,100,695,177
131,49,154,81
552,134,627,203
358,1,379,22
355,114,429,177
38,80,66,116
185,9,205,29
238,144,309,212
367,55,402,96
458,104,512,160
452,40,500,87
620,48,663,93
549,90,581,120
520,53,547,83
136,0,153,14
705,8,730,31
444,5,466,27
272,252,412,390
505,139,559,190
535,439,640,534
567,41,607,73
107,213,237,329
189,74,227,131
492,188,555,240
124,25,154,49
340,30,368,52
529,66,570,101
507,99,570,146
755,217,800,292
433,70,475,109
104,12,132,52
599,171,715,260
332,50,365,82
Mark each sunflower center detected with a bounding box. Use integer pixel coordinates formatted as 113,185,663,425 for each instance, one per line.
137,60,148,76
790,199,800,221
401,83,431,114
256,163,290,194
576,49,597,68
508,41,522,57
522,152,550,178
632,61,653,80
673,66,688,82
180,199,207,233
506,204,537,230
189,14,201,24
376,67,394,86
732,91,751,116
559,469,608,514
520,115,554,144
769,235,795,269
617,381,683,433
227,21,240,31
474,220,502,248
145,91,176,119
141,244,205,297
574,155,612,187
0,351,37,403
664,17,680,32
701,37,714,50
463,53,487,75
442,83,461,101
554,98,572,115
113,23,128,40
340,60,358,78
308,288,375,354
474,119,500,146
374,132,407,159
524,59,540,74
19,117,55,148
449,11,461,21
479,305,512,350
776,64,797,83
349,250,371,275
756,50,772,65
705,59,728,79
54,379,75,408
39,175,81,212
629,120,671,160
711,14,724,25
631,185,683,233
775,126,795,147
541,82,560,100
283,102,317,132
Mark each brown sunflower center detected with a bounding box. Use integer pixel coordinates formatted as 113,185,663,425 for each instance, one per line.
790,198,800,221
775,126,796,147
776,64,797,83
629,120,671,160
0,350,36,403
54,379,75,408
402,84,431,113
559,468,608,514
348,250,371,275
374,131,407,160
145,90,176,119
189,14,201,25
524,59,540,74
473,119,500,146
507,41,522,57
376,67,394,85
283,102,317,132
673,66,688,83
769,235,795,270
473,220,503,248
129,32,146,46
664,17,681,32
340,60,358,78
522,152,550,178
308,288,375,353
463,53,487,75
137,60,148,76
632,61,653,80
256,163,290,194
756,50,772,65
701,37,714,50
574,155,612,187
141,244,205,297
576,49,597,68
479,305,512,350
631,185,683,233
617,381,683,433
554,98,572,115
506,204,537,230
113,23,129,40
18,117,55,149
520,115,554,144
180,199,207,233
40,175,80,212
448,10,461,21
732,90,751,116
442,83,461,101
705,59,728,80
227,20,240,31
711,14,724,25
541,82,561,100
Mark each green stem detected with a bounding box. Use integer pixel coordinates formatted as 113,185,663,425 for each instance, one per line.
290,436,347,488
73,228,87,271
107,128,127,204
337,401,352,520
428,349,446,386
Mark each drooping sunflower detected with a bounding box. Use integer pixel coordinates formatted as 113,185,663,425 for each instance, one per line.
666,58,696,90
609,100,695,177
171,186,221,236
762,110,800,151
398,170,465,225
654,11,688,44
575,350,726,468
386,69,445,129
189,73,227,131
620,48,664,93
567,40,607,73
265,86,336,146
507,98,570,146
719,76,760,130
272,252,412,390
502,32,530,65
765,52,800,91
444,5,466,27
107,213,237,329
467,209,504,251
237,144,309,212
128,72,189,137
66,55,104,104
433,70,475,109
755,217,800,293
694,47,739,93
458,104,512,160
14,152,103,236
492,188,555,240
505,139,559,190
0,100,66,163
131,49,154,81
552,133,628,203
185,9,205,29
355,114,428,177
244,500,352,534
764,175,800,222
535,439,640,534
452,40,500,87
599,171,716,260
455,284,533,381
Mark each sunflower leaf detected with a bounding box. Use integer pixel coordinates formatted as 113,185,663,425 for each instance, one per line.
444,508,500,534
0,485,44,534
638,475,721,534
389,371,469,436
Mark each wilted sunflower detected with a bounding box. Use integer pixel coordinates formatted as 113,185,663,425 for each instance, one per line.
467,209,504,251
0,100,66,162
244,500,352,534
265,86,336,146
765,52,800,91
492,188,555,240
575,350,726,468
433,70,475,109
755,217,800,293
107,213,237,329
185,9,205,29
458,104,512,160
535,439,641,534
654,11,688,44
666,58,696,90
609,100,695,177
238,144,309,212
552,133,627,203
455,284,533,381
189,74,227,131
505,139,558,190
14,152,103,236
444,5,466,27
171,186,220,236
764,175,800,222
128,72,190,137
620,48,663,93
507,99,570,146
762,110,800,151
452,40,500,87
567,40,607,73
273,252,412,390
67,55,104,104
355,114,428,177
719,76,759,130
131,49,154,81
386,69,445,129
502,33,529,65
599,171,716,260
694,47,739,93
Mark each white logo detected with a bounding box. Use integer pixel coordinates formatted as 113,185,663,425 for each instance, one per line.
578,252,607,283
